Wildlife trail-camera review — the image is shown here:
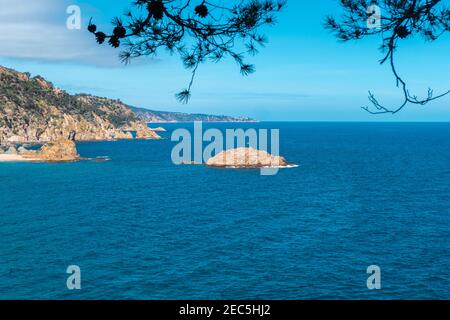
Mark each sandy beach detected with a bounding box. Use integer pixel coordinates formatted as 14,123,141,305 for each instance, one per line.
0,154,37,162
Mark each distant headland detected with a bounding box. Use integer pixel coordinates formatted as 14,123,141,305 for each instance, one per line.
130,106,255,123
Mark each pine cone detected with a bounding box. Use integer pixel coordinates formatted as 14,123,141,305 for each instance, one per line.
108,36,120,48
396,26,411,39
95,32,106,44
88,23,97,33
148,0,165,20
113,25,127,38
195,4,208,18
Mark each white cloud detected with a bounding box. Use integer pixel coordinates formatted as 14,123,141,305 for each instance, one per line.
0,0,126,66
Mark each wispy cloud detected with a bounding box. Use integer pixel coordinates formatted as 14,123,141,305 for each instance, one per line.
0,0,135,66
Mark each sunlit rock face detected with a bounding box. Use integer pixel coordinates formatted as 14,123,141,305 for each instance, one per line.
22,138,80,162
206,147,290,168
125,122,161,140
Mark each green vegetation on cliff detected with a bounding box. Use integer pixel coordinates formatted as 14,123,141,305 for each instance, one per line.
0,66,155,143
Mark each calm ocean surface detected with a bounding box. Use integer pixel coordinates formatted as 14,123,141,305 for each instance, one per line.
0,122,449,299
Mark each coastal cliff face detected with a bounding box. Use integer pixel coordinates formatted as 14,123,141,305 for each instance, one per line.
0,66,160,144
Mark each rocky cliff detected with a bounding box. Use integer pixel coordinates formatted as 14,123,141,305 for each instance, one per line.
0,66,160,144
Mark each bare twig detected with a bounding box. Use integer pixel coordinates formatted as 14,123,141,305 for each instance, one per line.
325,0,450,114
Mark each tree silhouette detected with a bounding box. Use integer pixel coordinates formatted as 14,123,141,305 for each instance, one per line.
89,0,285,103
326,0,450,114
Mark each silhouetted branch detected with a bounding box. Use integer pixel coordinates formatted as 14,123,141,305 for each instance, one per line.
89,0,286,103
325,0,450,114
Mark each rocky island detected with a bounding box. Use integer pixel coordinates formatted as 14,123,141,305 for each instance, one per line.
206,147,295,168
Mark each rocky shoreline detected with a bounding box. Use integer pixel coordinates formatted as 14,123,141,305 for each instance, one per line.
0,65,166,162
0,118,161,145
0,138,80,162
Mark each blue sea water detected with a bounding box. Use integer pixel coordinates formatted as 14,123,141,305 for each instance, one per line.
0,122,449,300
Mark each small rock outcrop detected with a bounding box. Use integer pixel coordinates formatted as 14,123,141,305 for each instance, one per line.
206,147,291,168
129,122,161,139
17,146,29,154
5,146,18,155
113,131,134,140
23,138,80,162
149,127,166,132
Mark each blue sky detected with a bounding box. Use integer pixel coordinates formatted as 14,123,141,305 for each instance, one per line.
0,0,449,121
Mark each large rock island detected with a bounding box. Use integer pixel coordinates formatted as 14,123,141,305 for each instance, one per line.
206,147,294,168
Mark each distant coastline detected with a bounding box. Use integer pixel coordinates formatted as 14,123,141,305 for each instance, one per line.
130,106,256,123
146,120,259,124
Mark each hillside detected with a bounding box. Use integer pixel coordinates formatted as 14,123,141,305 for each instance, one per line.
130,106,255,123
0,66,159,144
